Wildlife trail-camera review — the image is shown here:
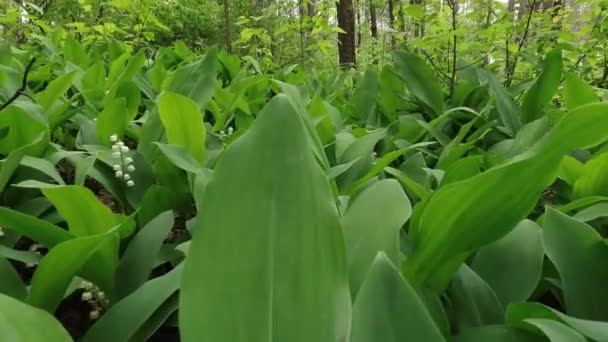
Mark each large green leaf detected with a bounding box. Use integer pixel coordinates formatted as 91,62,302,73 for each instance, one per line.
394,51,445,116
563,72,598,111
0,257,27,300
158,92,206,163
451,325,542,342
28,231,119,312
352,69,379,122
166,49,217,109
336,129,386,189
0,206,73,247
446,265,504,330
342,179,411,294
521,49,562,123
41,185,125,295
350,253,445,342
572,152,608,198
83,265,182,342
96,97,129,145
35,71,77,113
524,319,586,342
0,293,72,342
115,211,174,299
543,208,608,320
486,70,521,135
180,95,350,342
471,220,544,305
404,103,608,291
507,302,608,341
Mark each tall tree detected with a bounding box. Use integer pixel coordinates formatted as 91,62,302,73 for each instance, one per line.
370,0,378,38
337,0,357,66
388,0,396,46
224,0,232,51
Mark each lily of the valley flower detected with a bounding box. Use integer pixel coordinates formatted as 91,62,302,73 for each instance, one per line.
110,135,136,187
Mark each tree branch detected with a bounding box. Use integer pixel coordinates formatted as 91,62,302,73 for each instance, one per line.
505,0,538,87
0,58,36,112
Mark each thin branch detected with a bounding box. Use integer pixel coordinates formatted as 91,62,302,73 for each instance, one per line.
456,48,497,71
419,49,452,85
447,0,458,97
568,13,606,73
0,58,36,112
505,0,538,87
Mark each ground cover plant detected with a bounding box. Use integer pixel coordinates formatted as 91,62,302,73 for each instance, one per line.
2,0,608,341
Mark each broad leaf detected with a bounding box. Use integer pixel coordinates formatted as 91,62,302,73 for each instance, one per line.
521,49,562,123
180,95,351,342
394,51,444,116
158,92,206,163
342,179,411,294
28,231,119,312
471,220,544,305
563,72,598,111
543,208,608,320
351,253,445,342
0,293,72,342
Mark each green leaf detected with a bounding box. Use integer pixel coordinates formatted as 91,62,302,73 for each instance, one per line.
337,129,386,189
350,253,445,342
521,49,562,123
0,206,73,247
524,319,586,342
63,34,90,68
115,211,174,300
0,293,73,341
563,72,598,111
486,70,521,135
394,51,444,116
83,265,182,342
180,95,350,342
352,69,379,122
471,220,544,305
557,155,584,186
41,185,125,295
20,156,65,185
96,97,129,145
447,265,504,330
0,132,47,193
573,152,608,198
41,185,121,236
158,92,206,163
543,208,608,320
345,142,435,195
507,302,608,341
404,103,608,291
0,105,47,154
0,257,27,300
36,71,77,112
343,179,411,294
385,166,431,200
28,231,119,312
155,143,202,173
451,325,543,342
167,49,218,109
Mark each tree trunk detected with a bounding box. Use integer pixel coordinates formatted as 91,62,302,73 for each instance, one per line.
369,0,378,38
299,0,306,67
336,0,357,67
507,0,515,12
224,0,232,51
307,0,316,16
388,0,395,46
356,0,362,47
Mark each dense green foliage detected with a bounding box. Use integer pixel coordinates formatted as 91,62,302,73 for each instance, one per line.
2,0,608,341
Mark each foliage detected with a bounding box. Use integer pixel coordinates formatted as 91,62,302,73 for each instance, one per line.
1,0,608,340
